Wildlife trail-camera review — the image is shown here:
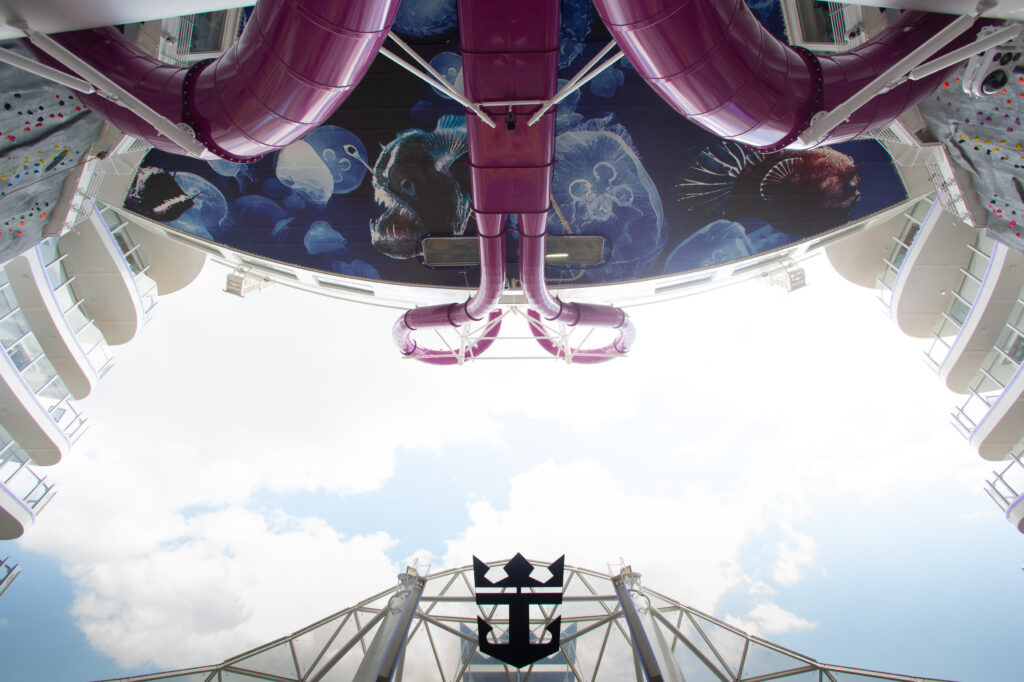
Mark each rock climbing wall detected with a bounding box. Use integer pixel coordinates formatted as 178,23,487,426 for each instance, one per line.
0,43,102,263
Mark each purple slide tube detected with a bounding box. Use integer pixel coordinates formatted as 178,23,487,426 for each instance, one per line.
518,213,635,363
29,0,400,161
591,0,993,150
393,214,507,363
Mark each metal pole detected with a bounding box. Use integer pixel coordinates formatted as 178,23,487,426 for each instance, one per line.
373,575,426,682
308,609,388,682
528,48,624,126
19,25,208,157
612,575,663,682
648,607,729,682
380,37,496,128
0,46,95,94
908,23,1023,80
797,0,994,146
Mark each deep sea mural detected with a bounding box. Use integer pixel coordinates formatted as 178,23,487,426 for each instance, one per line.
124,0,908,288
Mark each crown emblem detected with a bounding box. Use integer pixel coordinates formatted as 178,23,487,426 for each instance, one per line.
473,553,565,668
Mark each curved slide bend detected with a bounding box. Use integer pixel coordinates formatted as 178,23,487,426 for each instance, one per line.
592,0,991,150
392,214,506,365
395,0,634,364
31,0,400,161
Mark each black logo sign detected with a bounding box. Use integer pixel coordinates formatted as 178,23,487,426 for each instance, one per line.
473,553,565,668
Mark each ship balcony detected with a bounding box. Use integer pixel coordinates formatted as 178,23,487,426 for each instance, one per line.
0,426,56,540
0,273,87,466
985,451,1024,533
0,555,20,598
924,237,1024,393
4,239,114,401
876,195,978,338
57,204,158,346
101,204,206,296
951,289,1024,461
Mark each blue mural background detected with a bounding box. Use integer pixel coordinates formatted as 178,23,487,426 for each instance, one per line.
125,0,907,288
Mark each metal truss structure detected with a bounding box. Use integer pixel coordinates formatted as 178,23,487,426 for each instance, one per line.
401,307,629,365
106,559,951,682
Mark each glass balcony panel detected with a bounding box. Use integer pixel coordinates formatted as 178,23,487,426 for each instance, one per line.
10,334,45,373
960,394,992,426
36,237,58,263
935,316,961,339
889,243,910,271
0,427,54,513
186,11,227,53
958,277,981,306
63,304,89,333
988,354,1019,389
907,198,932,222
137,273,159,314
0,315,33,354
966,251,991,281
949,297,971,325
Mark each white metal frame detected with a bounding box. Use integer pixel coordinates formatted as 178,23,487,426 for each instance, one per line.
401,306,629,364
105,559,958,682
378,33,623,130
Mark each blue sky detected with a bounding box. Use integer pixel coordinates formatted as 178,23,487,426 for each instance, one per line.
1,256,1023,681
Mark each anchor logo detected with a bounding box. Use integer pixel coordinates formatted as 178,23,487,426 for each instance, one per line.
473,553,565,668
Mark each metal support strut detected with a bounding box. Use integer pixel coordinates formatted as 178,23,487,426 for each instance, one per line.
348,568,426,682
14,22,207,157
797,0,1002,146
612,568,686,682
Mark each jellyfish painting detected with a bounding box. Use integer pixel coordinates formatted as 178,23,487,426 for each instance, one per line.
661,218,794,273
303,126,371,195
428,52,463,101
208,158,255,192
275,140,333,207
559,0,595,69
550,115,666,281
332,259,381,279
554,79,584,135
233,195,285,228
589,65,626,98
165,172,229,241
392,0,457,40
272,216,294,244
304,221,348,255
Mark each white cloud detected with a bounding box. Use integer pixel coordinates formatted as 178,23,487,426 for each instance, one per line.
15,255,1006,675
442,459,764,614
772,529,816,586
725,602,817,637
65,506,398,670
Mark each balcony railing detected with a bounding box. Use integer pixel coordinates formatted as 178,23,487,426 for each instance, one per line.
0,275,88,444
157,10,245,67
97,206,159,318
951,289,1024,438
876,195,936,308
0,555,20,598
925,232,996,369
986,451,1024,517
36,239,114,378
783,0,867,53
0,427,57,517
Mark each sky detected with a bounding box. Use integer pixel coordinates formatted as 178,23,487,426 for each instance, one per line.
0,253,1023,682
